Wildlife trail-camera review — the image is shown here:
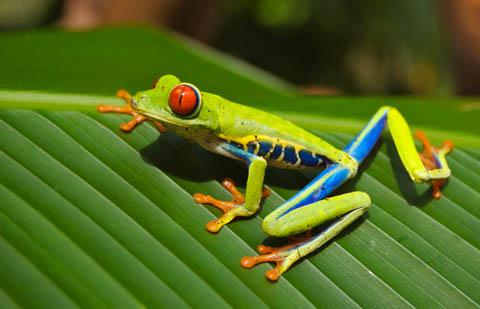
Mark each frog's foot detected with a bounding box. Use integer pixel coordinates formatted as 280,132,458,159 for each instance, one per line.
97,89,133,114
241,232,313,281
415,130,454,199
97,89,147,132
193,178,270,233
256,231,313,254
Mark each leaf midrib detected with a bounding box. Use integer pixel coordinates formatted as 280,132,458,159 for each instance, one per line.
0,89,478,148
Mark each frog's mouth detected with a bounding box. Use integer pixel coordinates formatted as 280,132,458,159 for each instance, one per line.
134,108,210,129
126,98,168,132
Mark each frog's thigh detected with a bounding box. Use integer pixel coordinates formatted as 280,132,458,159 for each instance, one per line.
262,191,371,237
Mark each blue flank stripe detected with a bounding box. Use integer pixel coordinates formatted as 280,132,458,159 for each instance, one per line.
247,141,257,154
270,144,283,160
278,111,389,217
299,149,321,167
283,146,298,164
229,141,244,150
257,141,273,156
227,111,389,220
343,111,387,164
315,154,326,164
223,142,256,162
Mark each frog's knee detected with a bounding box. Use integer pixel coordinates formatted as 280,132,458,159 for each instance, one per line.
412,169,430,182
262,212,284,237
379,105,393,112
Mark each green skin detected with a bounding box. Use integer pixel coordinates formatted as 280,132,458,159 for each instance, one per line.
133,75,358,220
126,74,452,280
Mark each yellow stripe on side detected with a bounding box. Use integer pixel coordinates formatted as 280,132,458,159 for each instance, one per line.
387,108,427,182
252,142,260,155
264,142,276,159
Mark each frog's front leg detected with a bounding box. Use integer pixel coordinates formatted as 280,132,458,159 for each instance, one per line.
97,89,167,132
193,144,271,233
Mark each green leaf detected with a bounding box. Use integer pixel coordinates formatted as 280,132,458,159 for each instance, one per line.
0,27,479,308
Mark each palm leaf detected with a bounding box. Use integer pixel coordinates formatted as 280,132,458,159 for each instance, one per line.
0,27,479,308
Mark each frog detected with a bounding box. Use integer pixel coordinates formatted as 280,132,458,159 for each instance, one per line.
97,74,453,281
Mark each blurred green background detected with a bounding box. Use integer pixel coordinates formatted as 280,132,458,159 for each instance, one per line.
1,0,480,96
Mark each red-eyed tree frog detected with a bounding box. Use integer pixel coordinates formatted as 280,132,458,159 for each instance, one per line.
97,75,453,282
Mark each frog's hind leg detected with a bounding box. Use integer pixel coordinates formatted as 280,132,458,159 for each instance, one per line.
414,130,454,199
345,106,454,197
242,107,455,281
386,107,453,197
241,162,371,281
243,189,370,281
241,107,388,281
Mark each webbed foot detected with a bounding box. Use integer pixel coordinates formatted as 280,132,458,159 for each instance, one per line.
415,130,454,199
97,89,167,133
193,178,270,233
241,231,313,282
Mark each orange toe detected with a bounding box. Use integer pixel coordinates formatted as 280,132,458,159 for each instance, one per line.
240,256,257,268
266,269,281,282
193,193,209,204
116,89,132,102
193,178,270,233
240,252,289,281
415,130,454,199
206,220,221,233
257,245,274,254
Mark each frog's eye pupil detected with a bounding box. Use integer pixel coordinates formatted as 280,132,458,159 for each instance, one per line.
168,84,200,116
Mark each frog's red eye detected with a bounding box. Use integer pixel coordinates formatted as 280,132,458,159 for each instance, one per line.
168,83,201,117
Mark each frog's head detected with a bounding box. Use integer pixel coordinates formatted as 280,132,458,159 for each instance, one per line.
131,74,220,136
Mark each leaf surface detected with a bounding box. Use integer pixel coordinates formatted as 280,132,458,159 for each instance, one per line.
0,27,479,308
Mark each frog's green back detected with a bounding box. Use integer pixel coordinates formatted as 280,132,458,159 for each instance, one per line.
206,92,343,156
203,93,343,161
